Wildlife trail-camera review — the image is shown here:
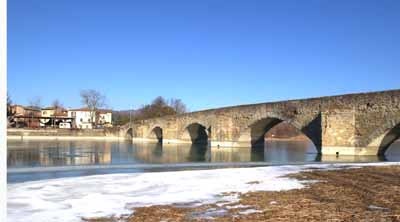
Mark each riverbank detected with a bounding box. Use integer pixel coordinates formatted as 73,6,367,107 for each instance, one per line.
7,128,123,140
85,165,400,222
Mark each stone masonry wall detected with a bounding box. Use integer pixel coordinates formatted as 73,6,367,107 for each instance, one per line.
124,90,400,155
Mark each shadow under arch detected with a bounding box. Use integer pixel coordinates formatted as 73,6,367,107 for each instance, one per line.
249,115,321,154
377,122,400,156
150,126,163,143
125,128,133,139
185,123,210,145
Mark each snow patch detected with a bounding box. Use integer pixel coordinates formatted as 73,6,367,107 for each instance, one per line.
238,209,263,215
7,162,400,222
226,204,252,209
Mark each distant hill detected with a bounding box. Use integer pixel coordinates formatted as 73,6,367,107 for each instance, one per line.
113,109,140,116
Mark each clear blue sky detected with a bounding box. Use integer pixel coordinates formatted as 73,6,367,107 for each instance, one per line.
8,0,400,111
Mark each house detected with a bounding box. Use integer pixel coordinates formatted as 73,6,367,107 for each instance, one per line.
9,105,41,128
68,108,112,129
10,105,26,116
40,106,70,128
8,105,73,128
98,109,113,127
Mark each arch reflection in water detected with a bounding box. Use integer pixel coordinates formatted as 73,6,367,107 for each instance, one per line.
261,140,318,163
7,139,400,168
112,143,254,163
8,140,252,166
7,140,113,167
252,140,384,163
132,143,193,163
211,147,251,162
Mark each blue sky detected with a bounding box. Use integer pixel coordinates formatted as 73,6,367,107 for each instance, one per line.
8,0,400,111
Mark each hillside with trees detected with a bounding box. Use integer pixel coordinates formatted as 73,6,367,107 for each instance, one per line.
113,96,188,125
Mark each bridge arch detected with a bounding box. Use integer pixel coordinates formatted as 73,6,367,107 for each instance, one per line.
149,126,163,143
250,117,284,147
125,128,133,139
181,123,211,145
248,115,321,153
367,119,400,156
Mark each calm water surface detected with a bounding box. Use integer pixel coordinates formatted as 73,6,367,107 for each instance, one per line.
7,139,400,183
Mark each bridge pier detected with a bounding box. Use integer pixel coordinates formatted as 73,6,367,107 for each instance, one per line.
320,108,400,156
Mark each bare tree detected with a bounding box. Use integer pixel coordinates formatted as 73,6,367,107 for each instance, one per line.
48,99,64,127
7,93,11,105
51,99,64,115
7,93,13,117
80,89,106,127
52,99,62,108
169,98,187,114
152,96,168,107
28,96,42,109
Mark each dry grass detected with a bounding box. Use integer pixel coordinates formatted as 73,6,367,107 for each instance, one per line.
85,165,400,222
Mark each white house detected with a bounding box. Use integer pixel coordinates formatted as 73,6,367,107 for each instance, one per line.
68,108,112,129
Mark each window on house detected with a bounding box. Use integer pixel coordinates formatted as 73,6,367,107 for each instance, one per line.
80,118,83,122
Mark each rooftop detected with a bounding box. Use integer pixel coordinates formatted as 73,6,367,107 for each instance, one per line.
68,107,113,113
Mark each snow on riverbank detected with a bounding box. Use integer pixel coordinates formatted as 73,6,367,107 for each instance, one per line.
7,162,400,222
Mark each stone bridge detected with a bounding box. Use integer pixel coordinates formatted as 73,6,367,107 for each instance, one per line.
121,90,400,156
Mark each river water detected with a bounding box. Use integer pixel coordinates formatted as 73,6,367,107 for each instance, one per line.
7,139,400,221
7,139,400,183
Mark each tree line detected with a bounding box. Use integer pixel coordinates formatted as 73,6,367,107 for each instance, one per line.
113,96,188,125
